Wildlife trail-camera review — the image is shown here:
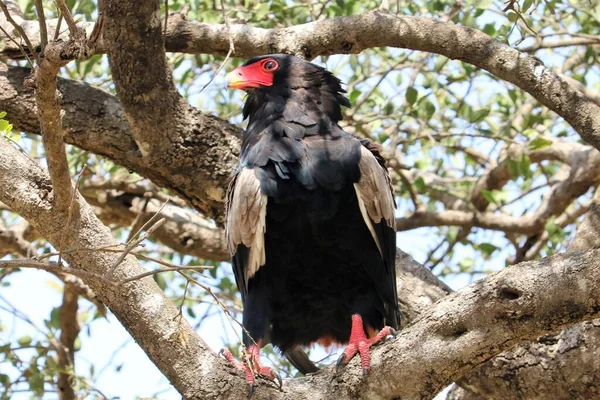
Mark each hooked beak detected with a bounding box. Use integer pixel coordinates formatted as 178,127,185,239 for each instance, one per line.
226,68,247,90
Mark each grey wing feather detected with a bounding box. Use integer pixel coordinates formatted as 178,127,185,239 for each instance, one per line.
225,168,268,293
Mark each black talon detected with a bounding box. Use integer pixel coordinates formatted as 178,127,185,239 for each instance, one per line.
218,348,225,358
273,371,282,389
247,383,255,398
389,327,397,338
362,368,369,376
336,353,347,372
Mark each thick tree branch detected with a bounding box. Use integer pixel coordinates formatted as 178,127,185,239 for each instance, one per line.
0,65,242,220
57,283,79,400
161,11,600,151
5,131,600,398
100,0,240,220
0,136,230,399
34,43,74,208
0,219,36,257
448,186,600,399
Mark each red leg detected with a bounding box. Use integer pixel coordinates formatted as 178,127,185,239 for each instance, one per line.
220,341,282,396
336,314,397,375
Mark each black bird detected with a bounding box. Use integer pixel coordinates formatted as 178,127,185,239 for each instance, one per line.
222,54,400,393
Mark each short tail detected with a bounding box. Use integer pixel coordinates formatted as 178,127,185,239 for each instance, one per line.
285,348,319,375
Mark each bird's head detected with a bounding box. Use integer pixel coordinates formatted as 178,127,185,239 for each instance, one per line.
226,54,350,122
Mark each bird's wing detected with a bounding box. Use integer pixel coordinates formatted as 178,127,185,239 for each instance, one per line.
354,140,400,328
225,168,268,301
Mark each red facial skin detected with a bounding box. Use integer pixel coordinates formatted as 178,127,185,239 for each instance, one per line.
227,58,279,90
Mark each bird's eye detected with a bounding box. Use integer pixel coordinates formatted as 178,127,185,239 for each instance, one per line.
263,60,278,71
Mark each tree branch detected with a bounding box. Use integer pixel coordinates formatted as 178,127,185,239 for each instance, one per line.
448,186,600,399
161,11,600,150
57,283,79,400
0,65,242,220
0,135,225,399
4,132,600,398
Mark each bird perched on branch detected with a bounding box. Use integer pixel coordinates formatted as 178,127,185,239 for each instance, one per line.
222,54,400,395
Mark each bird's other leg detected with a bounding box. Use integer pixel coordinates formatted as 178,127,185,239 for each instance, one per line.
220,340,281,396
336,314,396,375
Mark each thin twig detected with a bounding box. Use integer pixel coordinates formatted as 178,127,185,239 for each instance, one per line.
163,0,168,36
0,23,33,67
105,218,166,278
0,258,213,290
181,271,257,348
33,0,47,54
175,279,191,319
34,243,124,261
197,0,234,93
53,14,63,41
117,265,212,285
87,12,103,50
132,252,212,271
54,0,78,36
0,259,112,283
0,0,37,61
125,196,151,243
126,199,170,246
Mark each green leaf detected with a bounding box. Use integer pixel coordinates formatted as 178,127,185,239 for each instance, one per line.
349,89,361,104
418,99,436,119
458,257,475,271
478,243,498,257
18,335,32,346
0,111,6,119
413,176,426,192
508,89,518,104
507,11,519,22
528,137,553,150
29,371,45,396
255,3,271,20
405,87,418,106
469,108,489,123
50,307,62,329
543,0,556,14
522,0,533,13
153,273,167,290
481,189,498,205
519,156,532,179
482,23,496,35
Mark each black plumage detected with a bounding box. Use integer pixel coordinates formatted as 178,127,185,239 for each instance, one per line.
225,54,399,382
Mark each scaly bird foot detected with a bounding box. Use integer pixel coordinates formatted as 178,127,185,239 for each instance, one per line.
336,314,397,375
219,345,282,397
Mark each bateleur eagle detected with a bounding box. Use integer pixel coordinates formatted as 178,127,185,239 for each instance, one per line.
222,54,400,394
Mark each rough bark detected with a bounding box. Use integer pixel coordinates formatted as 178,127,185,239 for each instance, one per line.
5,131,600,399
448,187,600,400
5,133,600,398
57,283,79,400
3,10,600,152
0,136,225,399
100,0,240,220
2,3,600,398
0,64,241,221
2,66,599,241
85,189,228,261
